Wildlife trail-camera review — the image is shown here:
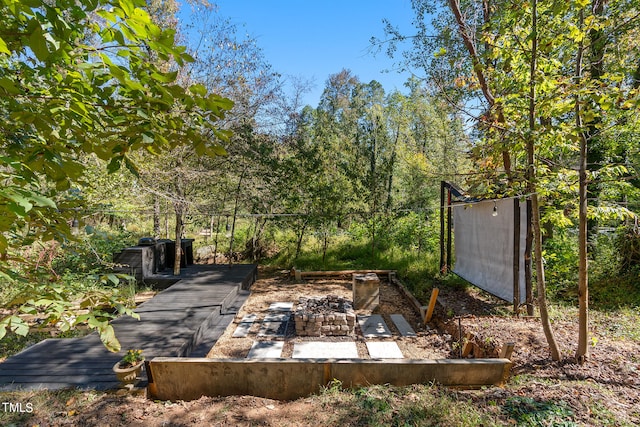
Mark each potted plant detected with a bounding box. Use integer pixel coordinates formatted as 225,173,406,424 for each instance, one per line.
113,349,144,387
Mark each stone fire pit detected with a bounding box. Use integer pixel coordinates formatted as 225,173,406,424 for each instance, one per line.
294,295,356,337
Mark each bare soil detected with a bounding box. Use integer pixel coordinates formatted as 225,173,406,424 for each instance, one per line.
2,267,639,426
206,270,450,360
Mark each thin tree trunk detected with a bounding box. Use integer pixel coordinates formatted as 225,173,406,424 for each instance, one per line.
173,204,183,276
213,191,229,264
228,166,248,267
576,8,590,364
207,215,214,244
153,195,161,237
294,219,308,260
253,217,268,260
531,195,561,360
386,124,400,211
322,223,330,265
448,0,512,177
527,0,561,361
164,201,169,239
585,0,606,253
173,160,185,276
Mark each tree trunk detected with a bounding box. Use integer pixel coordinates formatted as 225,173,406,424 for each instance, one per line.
386,124,400,211
585,0,606,254
228,166,247,267
527,0,561,361
530,195,561,361
448,0,512,177
173,204,183,276
322,224,330,265
153,195,161,237
173,160,185,276
576,8,590,364
207,215,214,244
294,219,308,260
253,217,268,260
213,191,229,265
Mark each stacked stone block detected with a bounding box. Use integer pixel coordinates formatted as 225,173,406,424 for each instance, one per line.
294,295,356,336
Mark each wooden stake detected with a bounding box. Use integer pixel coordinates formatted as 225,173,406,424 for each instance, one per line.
461,333,475,357
500,342,515,360
424,288,440,324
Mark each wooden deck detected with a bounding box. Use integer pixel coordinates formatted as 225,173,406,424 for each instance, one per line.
0,264,257,391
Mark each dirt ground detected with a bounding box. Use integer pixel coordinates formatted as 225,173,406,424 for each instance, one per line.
3,267,639,426
206,270,450,360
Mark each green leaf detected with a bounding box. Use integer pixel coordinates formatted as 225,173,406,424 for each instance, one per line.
106,274,120,285
98,324,121,352
29,26,50,62
5,190,33,213
0,37,11,55
0,234,7,253
107,157,122,173
123,155,139,177
189,84,207,96
0,77,20,95
150,70,178,83
6,316,29,337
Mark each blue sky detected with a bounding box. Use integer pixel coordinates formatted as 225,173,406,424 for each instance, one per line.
206,0,418,107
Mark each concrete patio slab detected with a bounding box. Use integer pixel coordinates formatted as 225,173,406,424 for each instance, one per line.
263,313,290,322
390,314,417,337
247,341,285,359
292,341,358,359
357,315,392,338
268,302,294,312
232,314,257,338
366,341,404,359
258,313,290,337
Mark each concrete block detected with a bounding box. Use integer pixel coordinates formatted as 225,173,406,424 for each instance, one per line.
353,273,380,310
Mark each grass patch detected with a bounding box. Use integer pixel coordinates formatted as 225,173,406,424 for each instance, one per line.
264,233,473,305
316,381,500,427
0,389,100,426
502,396,576,427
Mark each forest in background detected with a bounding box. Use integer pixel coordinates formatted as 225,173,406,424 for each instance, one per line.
0,0,639,359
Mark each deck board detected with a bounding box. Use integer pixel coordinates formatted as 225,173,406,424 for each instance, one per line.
0,264,256,391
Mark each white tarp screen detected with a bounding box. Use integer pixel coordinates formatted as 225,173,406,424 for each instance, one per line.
452,199,527,303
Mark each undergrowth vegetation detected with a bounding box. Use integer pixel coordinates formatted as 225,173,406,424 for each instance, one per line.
2,212,637,358
0,216,638,426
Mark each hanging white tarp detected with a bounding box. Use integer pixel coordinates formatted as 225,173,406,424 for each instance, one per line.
452,198,527,303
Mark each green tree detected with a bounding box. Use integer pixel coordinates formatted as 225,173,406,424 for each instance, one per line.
383,0,640,362
0,0,232,350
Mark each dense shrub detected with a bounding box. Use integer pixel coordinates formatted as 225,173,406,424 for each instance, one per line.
51,229,137,275
616,223,640,273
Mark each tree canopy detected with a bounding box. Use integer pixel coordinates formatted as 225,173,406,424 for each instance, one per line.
0,0,232,349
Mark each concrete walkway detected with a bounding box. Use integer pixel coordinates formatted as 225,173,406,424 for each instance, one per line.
0,264,257,391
